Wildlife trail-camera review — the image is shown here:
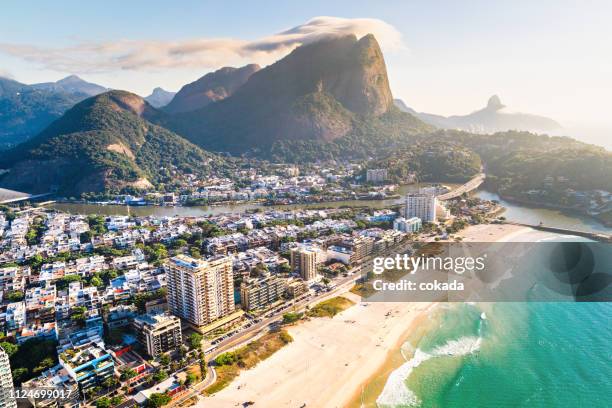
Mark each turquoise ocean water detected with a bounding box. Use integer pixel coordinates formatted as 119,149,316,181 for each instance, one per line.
376,301,611,407
375,229,611,408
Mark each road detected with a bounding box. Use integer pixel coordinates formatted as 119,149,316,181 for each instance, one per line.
438,173,485,201
168,239,416,407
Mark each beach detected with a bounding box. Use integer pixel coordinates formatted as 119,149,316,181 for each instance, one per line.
200,224,536,408
201,292,433,408
453,223,532,242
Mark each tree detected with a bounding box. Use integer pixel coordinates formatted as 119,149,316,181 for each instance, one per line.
282,312,302,325
5,291,24,302
152,370,168,383
189,247,201,259
102,376,118,389
95,397,111,408
120,368,136,381
28,254,44,270
90,275,103,287
159,353,170,366
188,333,203,350
12,368,28,383
110,396,124,405
185,372,198,386
80,230,93,243
147,393,171,407
0,342,18,357
33,357,55,374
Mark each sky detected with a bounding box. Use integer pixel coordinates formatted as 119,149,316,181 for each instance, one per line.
1,0,611,134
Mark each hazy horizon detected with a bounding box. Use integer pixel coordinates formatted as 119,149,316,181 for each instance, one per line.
1,0,610,146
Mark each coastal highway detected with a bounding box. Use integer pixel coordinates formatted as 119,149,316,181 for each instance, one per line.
168,239,416,407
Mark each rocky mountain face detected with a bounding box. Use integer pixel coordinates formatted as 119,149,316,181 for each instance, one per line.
165,34,397,153
395,95,562,134
0,91,231,194
163,64,261,114
145,87,176,108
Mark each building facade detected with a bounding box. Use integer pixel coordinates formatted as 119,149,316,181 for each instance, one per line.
366,169,388,183
393,217,422,233
0,348,16,408
405,191,437,223
133,313,182,357
59,342,114,395
240,273,286,311
165,255,235,327
290,246,325,281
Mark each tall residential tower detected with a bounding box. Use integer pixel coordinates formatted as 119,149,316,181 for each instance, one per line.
165,255,235,327
0,348,17,408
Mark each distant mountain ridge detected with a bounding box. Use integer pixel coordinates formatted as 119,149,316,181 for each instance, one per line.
31,75,109,97
0,91,232,194
145,87,176,108
394,95,562,134
0,75,109,149
163,64,261,114
165,34,413,154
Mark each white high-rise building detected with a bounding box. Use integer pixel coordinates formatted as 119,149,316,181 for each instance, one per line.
0,348,16,408
393,217,423,233
366,169,388,183
405,190,437,223
165,255,235,327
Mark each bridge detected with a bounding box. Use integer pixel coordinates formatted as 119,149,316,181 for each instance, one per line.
508,222,612,243
438,173,486,201
0,192,52,204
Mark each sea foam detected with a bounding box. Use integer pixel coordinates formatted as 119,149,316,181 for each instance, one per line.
376,336,482,407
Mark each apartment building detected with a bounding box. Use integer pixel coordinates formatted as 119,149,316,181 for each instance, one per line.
290,245,326,281
133,313,182,357
405,191,437,223
165,255,234,327
240,273,286,311
0,348,16,408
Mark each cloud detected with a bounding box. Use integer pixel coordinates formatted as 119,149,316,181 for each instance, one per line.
0,16,403,74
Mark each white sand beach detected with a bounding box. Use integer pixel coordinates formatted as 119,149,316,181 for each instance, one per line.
201,292,433,408
200,224,540,408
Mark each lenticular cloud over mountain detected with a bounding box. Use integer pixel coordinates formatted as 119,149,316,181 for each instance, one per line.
0,16,403,73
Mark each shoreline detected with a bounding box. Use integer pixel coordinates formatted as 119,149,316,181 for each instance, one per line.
199,293,434,408
200,224,534,408
344,223,535,407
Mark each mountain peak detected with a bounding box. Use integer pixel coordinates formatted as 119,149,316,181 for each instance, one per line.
166,34,402,152
145,87,176,108
164,64,261,114
57,74,84,84
487,95,505,110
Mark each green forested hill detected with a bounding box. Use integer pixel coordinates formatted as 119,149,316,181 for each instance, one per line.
0,77,85,149
0,91,233,195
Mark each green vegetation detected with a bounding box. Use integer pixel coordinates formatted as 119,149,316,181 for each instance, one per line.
307,296,355,318
5,290,24,302
206,330,293,394
188,333,203,350
152,369,169,382
147,392,172,407
1,338,58,385
0,91,235,195
282,312,303,324
0,77,84,149
133,287,167,313
95,397,111,408
87,215,107,235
